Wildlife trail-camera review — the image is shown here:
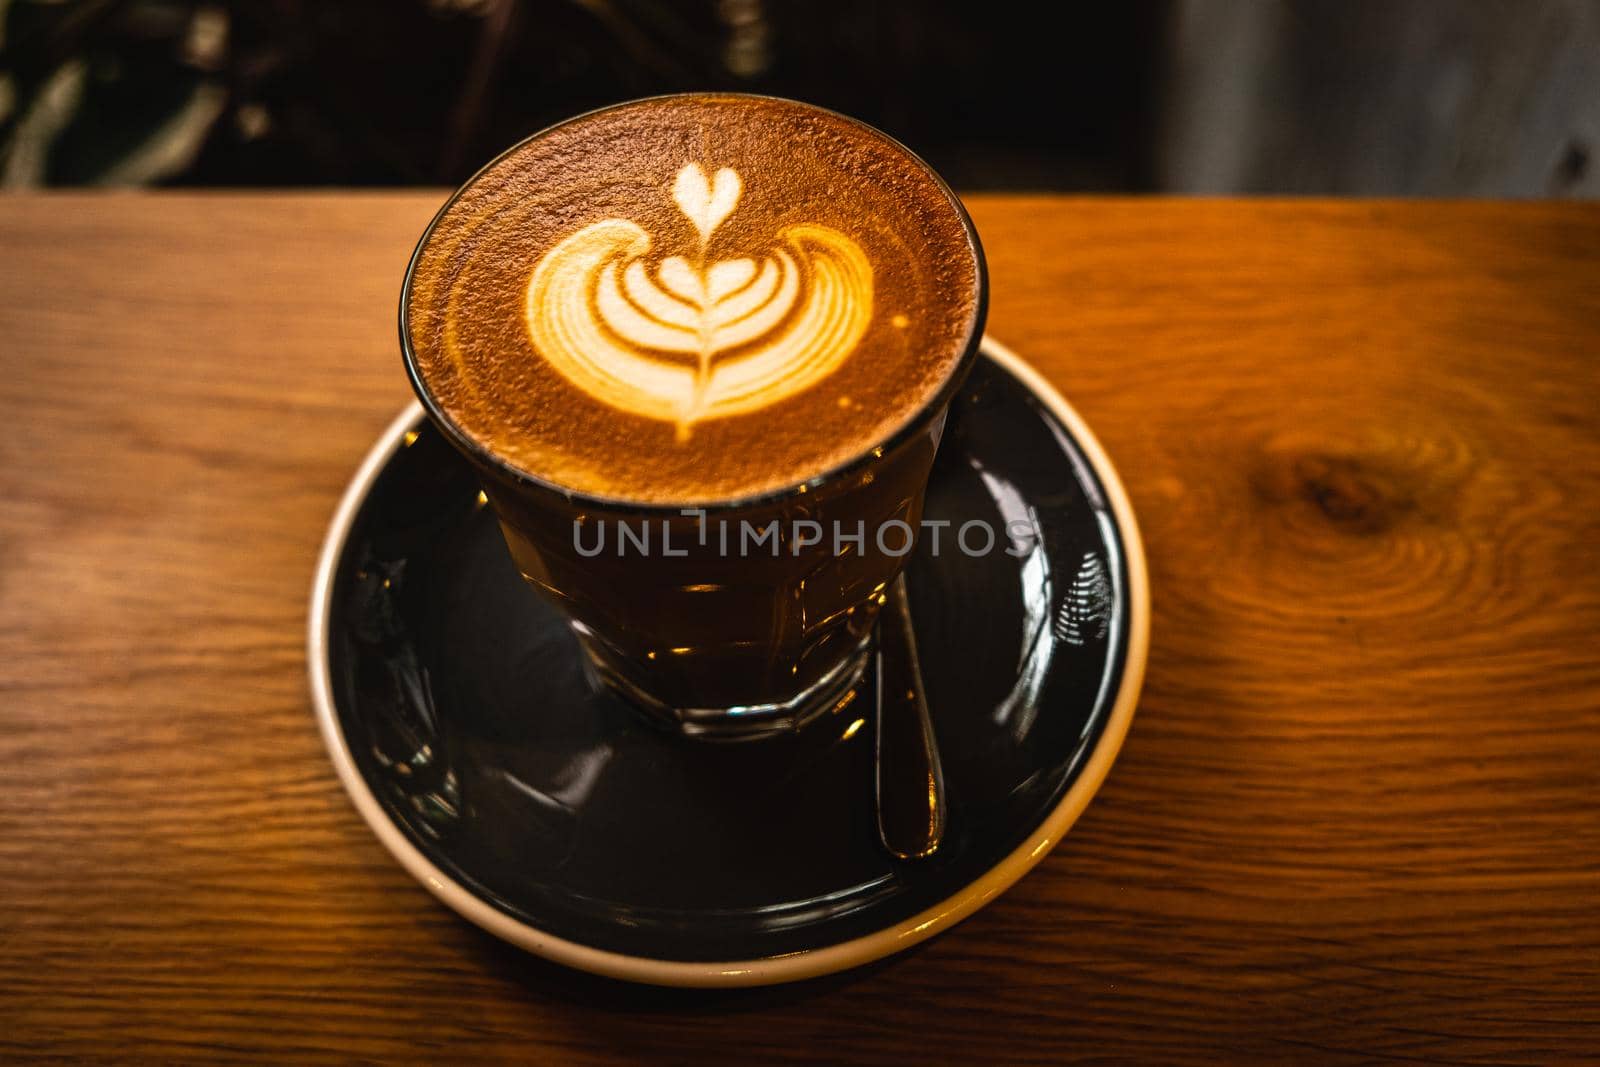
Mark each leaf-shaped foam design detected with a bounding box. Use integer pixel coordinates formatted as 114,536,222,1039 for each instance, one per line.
525,163,873,435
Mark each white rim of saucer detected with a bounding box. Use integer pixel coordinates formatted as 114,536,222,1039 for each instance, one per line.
306,336,1150,988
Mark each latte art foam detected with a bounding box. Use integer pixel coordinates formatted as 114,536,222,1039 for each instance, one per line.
405,95,982,503
527,160,873,438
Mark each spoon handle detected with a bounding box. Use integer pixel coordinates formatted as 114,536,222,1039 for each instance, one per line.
875,572,947,861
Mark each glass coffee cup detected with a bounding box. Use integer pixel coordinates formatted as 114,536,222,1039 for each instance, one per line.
401,94,986,738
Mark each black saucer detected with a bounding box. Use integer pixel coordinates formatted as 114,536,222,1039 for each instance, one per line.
308,340,1148,986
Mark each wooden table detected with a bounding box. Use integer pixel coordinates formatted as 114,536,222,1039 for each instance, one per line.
3,196,1596,1063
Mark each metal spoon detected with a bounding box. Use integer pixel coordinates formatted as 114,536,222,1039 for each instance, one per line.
874,572,947,860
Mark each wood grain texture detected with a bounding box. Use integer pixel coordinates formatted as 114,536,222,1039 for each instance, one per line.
1,194,1597,1064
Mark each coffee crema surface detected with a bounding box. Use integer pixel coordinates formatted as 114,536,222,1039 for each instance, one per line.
405,94,982,504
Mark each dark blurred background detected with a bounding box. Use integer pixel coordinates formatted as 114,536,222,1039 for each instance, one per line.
0,0,1594,194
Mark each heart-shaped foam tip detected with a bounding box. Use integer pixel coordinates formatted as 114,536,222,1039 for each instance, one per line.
673,162,743,243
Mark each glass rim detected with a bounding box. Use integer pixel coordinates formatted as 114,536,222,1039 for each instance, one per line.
398,91,989,516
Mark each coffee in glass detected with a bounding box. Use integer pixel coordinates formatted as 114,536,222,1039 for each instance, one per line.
402,93,985,737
